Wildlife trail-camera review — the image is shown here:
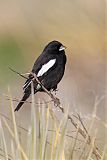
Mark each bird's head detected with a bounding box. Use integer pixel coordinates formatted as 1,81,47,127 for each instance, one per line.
43,40,66,54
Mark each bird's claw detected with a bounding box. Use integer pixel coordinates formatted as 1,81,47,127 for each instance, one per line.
53,97,60,107
54,89,59,95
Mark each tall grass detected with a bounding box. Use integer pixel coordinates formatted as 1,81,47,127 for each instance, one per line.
0,90,107,160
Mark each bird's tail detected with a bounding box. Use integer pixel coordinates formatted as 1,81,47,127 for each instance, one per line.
14,92,30,112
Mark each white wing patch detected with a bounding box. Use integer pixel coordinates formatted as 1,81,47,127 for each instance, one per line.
23,59,56,92
23,80,32,92
37,59,56,77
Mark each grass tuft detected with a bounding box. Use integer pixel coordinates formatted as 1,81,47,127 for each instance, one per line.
0,90,107,160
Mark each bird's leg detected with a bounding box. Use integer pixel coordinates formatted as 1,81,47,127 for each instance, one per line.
51,85,58,95
53,97,60,107
54,88,59,95
50,89,57,95
49,90,60,107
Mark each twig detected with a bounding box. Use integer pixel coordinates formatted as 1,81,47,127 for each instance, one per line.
9,67,28,79
77,113,89,135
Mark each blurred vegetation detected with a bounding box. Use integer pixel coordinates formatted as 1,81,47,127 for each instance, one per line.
0,36,24,86
0,92,106,160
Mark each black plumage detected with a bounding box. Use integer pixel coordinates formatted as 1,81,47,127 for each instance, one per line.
14,40,67,111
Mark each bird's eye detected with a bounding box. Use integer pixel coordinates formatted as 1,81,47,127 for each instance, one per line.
59,45,66,51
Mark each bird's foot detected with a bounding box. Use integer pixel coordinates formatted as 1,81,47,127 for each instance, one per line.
50,88,59,95
48,90,60,107
54,89,59,95
53,97,60,107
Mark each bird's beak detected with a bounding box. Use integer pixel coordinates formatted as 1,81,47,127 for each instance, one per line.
59,45,67,51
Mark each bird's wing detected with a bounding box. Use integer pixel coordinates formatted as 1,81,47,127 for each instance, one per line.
23,52,56,92
23,74,33,92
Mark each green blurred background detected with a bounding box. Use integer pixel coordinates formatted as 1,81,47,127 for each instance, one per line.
0,0,106,152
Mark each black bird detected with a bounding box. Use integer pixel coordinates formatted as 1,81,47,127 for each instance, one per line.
14,40,67,111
